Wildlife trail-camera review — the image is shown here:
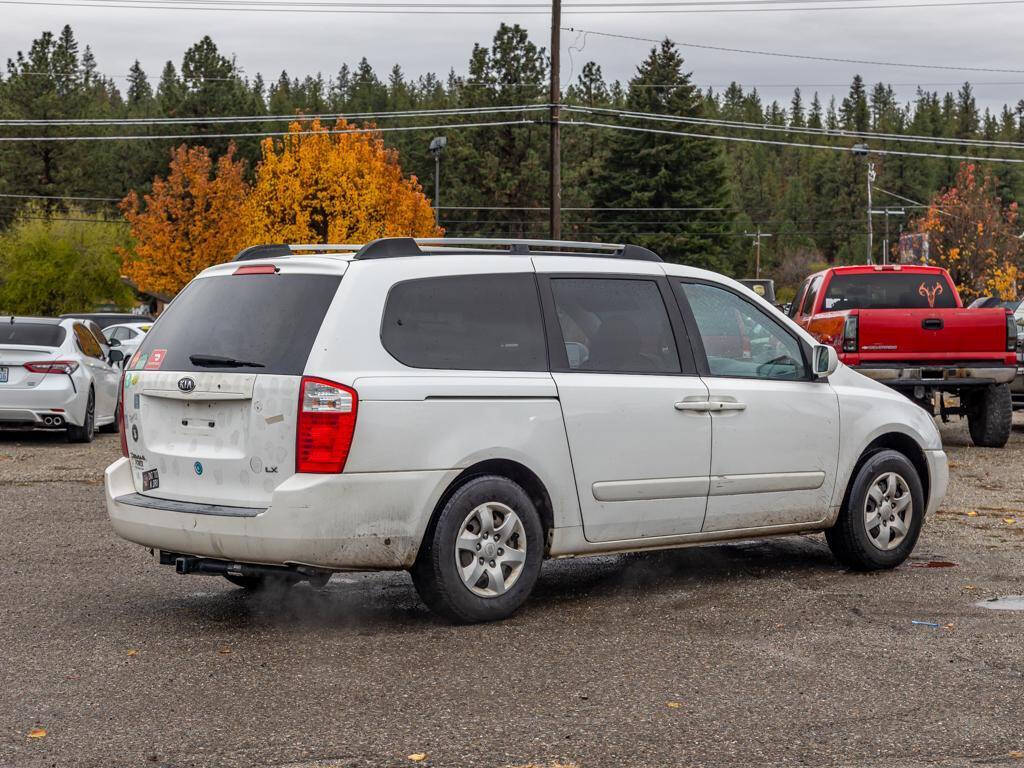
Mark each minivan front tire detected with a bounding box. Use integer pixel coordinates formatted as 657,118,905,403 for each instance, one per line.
411,475,544,623
825,449,925,570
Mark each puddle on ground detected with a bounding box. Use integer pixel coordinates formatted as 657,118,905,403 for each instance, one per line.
974,595,1024,611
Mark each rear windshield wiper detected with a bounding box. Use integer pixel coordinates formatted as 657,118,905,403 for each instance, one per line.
189,354,265,368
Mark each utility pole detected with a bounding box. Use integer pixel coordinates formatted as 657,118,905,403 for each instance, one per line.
549,0,561,240
744,228,772,278
866,161,876,264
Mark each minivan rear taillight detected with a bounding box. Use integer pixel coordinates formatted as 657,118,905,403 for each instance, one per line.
24,361,79,374
118,371,128,458
296,377,358,473
842,315,859,353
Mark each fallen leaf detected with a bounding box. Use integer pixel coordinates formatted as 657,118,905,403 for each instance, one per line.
1003,518,1017,525
666,701,683,709
1009,751,1024,759
126,650,138,657
963,585,977,591
27,728,46,740
943,623,955,629
408,754,428,762
218,647,232,655
967,511,979,517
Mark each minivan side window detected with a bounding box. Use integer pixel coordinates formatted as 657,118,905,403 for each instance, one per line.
680,282,807,381
381,274,547,371
549,278,681,374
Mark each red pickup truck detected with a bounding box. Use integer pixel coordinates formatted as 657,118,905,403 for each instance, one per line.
790,264,1017,447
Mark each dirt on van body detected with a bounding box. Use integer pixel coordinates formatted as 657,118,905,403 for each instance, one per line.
0,418,1022,768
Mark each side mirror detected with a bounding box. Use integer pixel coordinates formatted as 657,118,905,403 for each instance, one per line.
108,349,124,365
812,344,839,378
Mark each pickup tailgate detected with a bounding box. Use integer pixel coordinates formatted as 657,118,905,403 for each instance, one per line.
857,307,1010,362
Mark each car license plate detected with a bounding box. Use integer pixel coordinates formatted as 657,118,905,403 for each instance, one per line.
0,366,7,383
142,468,160,492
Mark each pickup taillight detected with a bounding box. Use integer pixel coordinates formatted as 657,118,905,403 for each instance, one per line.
1006,312,1017,352
842,315,859,353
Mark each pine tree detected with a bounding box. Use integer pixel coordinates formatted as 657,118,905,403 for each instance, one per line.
126,60,152,105
790,88,805,128
591,40,732,270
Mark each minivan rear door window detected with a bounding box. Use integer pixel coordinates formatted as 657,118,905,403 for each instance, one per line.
132,274,342,375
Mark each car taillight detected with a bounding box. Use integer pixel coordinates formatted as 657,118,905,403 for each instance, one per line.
1006,312,1017,352
24,360,79,374
296,377,358,474
118,371,128,458
842,315,859,353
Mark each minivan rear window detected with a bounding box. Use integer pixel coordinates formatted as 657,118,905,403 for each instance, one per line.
132,274,342,375
0,322,66,347
381,274,546,371
822,273,957,310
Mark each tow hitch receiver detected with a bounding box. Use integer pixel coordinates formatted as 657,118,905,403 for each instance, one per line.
160,551,327,581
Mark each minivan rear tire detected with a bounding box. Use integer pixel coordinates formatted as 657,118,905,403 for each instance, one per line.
411,474,544,623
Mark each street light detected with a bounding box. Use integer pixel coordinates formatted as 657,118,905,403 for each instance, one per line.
429,136,447,225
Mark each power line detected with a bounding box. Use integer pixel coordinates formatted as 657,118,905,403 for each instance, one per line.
2,0,1022,10
0,104,546,126
565,105,1024,150
0,192,122,201
0,117,543,141
565,27,1024,74
564,118,1024,164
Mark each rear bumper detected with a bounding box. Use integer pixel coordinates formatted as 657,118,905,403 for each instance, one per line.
105,457,453,570
0,408,69,429
852,365,1016,388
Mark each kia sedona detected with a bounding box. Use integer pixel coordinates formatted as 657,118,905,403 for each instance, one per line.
105,238,948,623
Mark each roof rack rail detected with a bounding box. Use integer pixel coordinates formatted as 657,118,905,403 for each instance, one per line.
352,237,662,262
233,243,363,261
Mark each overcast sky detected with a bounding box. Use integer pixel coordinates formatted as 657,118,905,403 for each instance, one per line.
3,1,1023,113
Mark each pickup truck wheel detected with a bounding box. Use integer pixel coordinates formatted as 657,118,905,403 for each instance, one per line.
965,384,1012,448
410,475,544,624
825,449,925,571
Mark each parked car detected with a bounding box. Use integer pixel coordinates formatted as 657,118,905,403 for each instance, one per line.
738,278,776,304
60,312,154,330
791,264,1017,448
0,317,124,441
104,322,151,366
105,238,948,623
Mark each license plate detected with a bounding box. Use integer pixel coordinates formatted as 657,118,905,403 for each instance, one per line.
142,468,160,492
0,367,7,383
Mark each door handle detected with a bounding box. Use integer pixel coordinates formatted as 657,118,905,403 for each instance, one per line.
675,400,714,412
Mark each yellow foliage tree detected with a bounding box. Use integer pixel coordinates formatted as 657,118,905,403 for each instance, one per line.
120,144,250,296
245,119,442,243
910,163,1021,301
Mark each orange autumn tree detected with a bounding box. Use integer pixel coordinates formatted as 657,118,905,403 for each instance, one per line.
245,119,441,243
121,143,250,296
910,163,1022,301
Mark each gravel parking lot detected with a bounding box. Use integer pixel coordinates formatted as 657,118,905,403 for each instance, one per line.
1,418,1022,768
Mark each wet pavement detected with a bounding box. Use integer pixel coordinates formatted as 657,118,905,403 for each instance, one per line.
1,418,1022,768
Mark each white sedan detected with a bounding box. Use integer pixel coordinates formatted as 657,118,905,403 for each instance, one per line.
0,317,123,441
104,322,152,366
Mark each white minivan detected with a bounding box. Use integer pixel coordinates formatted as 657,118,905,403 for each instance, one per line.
105,238,948,622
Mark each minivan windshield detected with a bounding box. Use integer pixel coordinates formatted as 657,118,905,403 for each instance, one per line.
0,322,66,347
132,273,341,375
821,273,957,311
